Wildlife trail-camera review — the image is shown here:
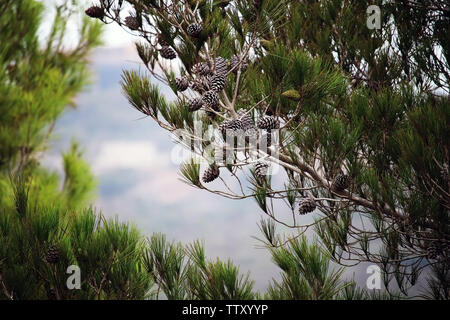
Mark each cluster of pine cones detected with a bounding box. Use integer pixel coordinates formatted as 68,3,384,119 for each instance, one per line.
168,24,281,187
124,14,178,60
296,173,352,216
218,111,280,147
202,113,280,185
178,52,248,116
166,21,250,116
203,109,280,184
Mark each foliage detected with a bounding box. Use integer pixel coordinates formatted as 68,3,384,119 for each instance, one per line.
0,0,102,174
0,181,152,299
143,234,256,300
90,0,450,297
0,0,140,300
266,236,348,300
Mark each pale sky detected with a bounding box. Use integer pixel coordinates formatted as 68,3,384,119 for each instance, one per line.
39,0,135,48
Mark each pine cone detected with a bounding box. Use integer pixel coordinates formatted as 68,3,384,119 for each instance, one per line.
219,119,243,137
214,57,229,76
257,116,280,130
188,97,203,112
298,197,316,215
124,16,140,31
85,6,105,19
237,110,258,143
254,161,269,180
230,55,248,74
191,62,211,76
237,109,255,131
211,74,226,91
203,90,220,110
190,77,210,94
187,23,203,38
202,164,220,183
46,246,59,264
160,46,177,60
175,77,189,92
332,174,351,192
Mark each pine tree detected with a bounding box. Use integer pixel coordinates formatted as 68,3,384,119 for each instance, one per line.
142,233,364,300
266,235,349,300
0,0,152,300
94,0,450,298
